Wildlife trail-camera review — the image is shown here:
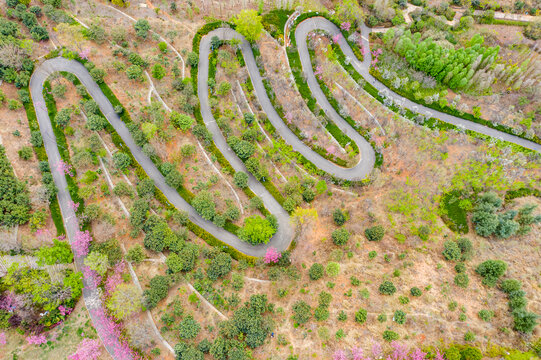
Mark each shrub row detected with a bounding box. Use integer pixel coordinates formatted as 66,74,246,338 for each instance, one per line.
21,89,65,235
42,80,88,230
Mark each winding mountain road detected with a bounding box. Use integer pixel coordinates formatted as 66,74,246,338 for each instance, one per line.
296,17,541,152
28,14,541,360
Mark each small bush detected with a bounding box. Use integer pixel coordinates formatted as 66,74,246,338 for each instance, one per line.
454,273,469,288
500,279,521,294
398,296,409,304
333,208,346,225
382,330,399,342
309,263,324,280
355,308,367,324
332,227,350,246
464,331,476,342
475,260,507,287
393,310,406,324
454,262,466,273
365,225,385,241
325,262,340,277
379,281,396,295
442,240,461,261
368,251,377,259
410,287,422,297
478,309,494,322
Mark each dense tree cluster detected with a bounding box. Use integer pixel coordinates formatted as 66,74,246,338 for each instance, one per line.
385,30,499,90
472,192,541,238
0,146,31,227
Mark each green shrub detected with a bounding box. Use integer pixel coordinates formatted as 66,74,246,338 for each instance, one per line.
379,281,396,295
365,225,385,241
355,308,367,324
393,310,406,324
309,263,324,280
478,309,494,322
325,262,340,277
457,237,473,261
337,310,347,321
333,208,346,225
292,300,311,325
513,310,538,334
332,227,350,246
460,346,482,360
314,306,329,321
475,260,507,287
464,331,476,342
398,296,409,304
410,287,422,297
500,279,522,294
382,330,399,342
454,262,466,273
18,146,33,160
368,251,377,259
442,240,461,261
454,273,469,288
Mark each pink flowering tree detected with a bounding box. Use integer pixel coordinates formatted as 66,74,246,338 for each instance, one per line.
284,111,294,124
69,338,102,360
27,334,47,345
341,22,351,32
352,347,364,360
57,159,74,177
105,261,126,296
332,33,343,44
390,341,409,360
371,342,383,359
333,350,348,360
89,308,140,360
69,200,80,212
72,230,92,257
264,248,281,264
83,266,102,288
79,48,90,60
314,65,324,80
0,332,6,346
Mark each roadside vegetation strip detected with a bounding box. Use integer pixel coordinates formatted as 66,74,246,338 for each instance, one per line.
58,67,257,264
42,80,89,230
305,43,384,167
369,65,541,146
289,13,540,153
330,40,538,155
21,90,66,235
250,43,359,168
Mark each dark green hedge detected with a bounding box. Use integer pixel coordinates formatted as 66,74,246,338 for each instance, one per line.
22,89,65,235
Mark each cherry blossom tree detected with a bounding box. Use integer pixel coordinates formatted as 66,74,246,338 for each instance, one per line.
341,22,351,32
69,338,102,360
371,342,383,359
332,33,343,44
264,247,281,264
56,159,74,177
333,350,348,360
83,266,102,288
27,334,47,345
0,332,6,346
352,347,364,360
72,230,92,257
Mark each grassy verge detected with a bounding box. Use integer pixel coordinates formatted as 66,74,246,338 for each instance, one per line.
22,90,66,235
43,81,88,230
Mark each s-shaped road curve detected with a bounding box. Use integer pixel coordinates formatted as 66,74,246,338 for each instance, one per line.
295,17,541,153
